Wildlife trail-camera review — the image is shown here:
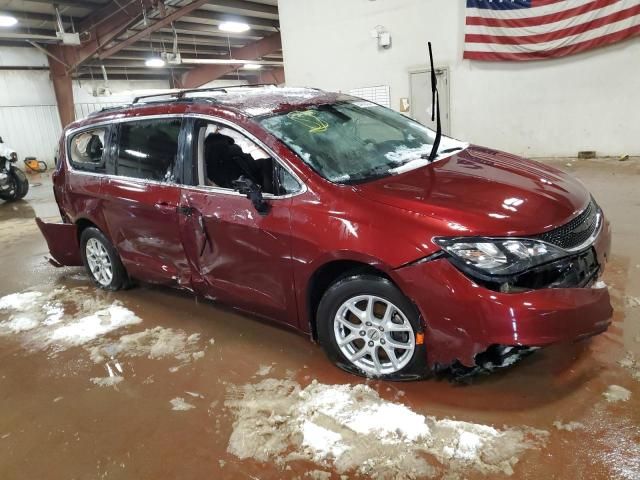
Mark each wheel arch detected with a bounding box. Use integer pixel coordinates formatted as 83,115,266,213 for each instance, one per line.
306,258,398,341
75,217,100,242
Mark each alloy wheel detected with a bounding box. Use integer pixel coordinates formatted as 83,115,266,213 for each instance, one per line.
85,237,113,287
333,294,416,375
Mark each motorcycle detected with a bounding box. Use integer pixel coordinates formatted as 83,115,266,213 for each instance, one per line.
0,136,29,202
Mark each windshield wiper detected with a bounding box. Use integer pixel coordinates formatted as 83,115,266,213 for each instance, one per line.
440,147,463,154
427,42,442,163
419,146,462,160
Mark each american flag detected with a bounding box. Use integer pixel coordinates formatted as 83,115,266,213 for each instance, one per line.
464,0,640,61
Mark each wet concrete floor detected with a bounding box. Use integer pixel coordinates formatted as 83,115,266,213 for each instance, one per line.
0,158,639,479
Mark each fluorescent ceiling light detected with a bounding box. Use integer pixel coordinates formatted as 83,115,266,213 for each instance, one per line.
219,21,250,33
145,57,166,68
0,15,18,27
243,63,262,70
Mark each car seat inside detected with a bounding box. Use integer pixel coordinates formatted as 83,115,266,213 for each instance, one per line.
198,123,276,194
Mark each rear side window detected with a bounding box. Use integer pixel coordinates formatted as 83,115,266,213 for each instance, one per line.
69,128,107,172
115,118,181,182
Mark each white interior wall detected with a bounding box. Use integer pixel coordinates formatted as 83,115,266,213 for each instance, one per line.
278,0,640,157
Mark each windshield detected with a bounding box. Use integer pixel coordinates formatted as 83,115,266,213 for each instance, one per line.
258,100,464,183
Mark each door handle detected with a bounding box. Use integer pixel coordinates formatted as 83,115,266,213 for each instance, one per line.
154,202,177,214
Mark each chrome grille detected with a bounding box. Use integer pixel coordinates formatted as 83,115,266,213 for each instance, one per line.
534,200,600,250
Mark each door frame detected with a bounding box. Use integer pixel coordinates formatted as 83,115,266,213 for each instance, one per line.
408,66,451,135
179,113,308,198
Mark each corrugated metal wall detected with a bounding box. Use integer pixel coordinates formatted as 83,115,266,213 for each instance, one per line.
74,102,126,120
0,105,62,165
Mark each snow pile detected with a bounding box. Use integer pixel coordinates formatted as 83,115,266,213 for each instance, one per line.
603,385,631,403
552,421,585,432
0,291,43,311
244,106,275,116
170,397,195,411
254,364,273,376
0,287,140,351
50,305,140,346
90,376,124,388
624,295,640,308
87,326,206,367
3,316,39,332
225,379,548,478
385,144,431,163
618,352,640,381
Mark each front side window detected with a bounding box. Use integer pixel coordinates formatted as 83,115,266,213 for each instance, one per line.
69,128,107,172
195,121,300,196
115,118,181,182
259,100,461,184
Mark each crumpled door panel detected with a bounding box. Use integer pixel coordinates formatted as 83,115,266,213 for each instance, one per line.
35,218,83,267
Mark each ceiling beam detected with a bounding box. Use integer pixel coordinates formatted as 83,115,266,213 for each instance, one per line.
0,65,49,71
181,10,279,29
23,0,107,7
141,30,250,46
202,0,278,17
0,28,59,42
85,59,191,68
110,49,227,61
77,67,191,75
0,9,80,24
180,31,281,88
73,73,250,81
56,0,158,71
97,0,210,60
170,21,261,39
74,73,169,80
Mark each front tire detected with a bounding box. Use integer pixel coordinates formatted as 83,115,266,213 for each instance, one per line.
0,166,29,202
317,274,428,380
80,227,129,291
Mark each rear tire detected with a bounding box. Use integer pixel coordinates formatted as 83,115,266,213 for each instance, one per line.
317,274,428,380
80,227,129,291
0,166,29,202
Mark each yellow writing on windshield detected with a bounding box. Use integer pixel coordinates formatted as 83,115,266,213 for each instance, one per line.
287,110,329,134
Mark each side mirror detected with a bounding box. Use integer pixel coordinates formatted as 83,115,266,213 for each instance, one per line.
232,176,270,215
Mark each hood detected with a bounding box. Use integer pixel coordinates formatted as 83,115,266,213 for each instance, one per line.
354,145,591,237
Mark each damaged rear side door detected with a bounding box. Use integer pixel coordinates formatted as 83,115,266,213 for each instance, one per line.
100,117,192,286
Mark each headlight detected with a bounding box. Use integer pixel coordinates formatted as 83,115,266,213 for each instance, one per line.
10,152,17,161
435,237,568,276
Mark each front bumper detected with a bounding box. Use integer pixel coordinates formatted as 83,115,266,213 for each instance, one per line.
394,217,612,368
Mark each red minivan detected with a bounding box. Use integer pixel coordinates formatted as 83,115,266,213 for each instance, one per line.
37,86,612,379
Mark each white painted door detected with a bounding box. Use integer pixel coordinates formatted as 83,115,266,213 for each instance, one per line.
409,69,450,135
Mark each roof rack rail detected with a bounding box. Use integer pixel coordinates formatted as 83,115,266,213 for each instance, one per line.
88,104,129,117
131,83,278,104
